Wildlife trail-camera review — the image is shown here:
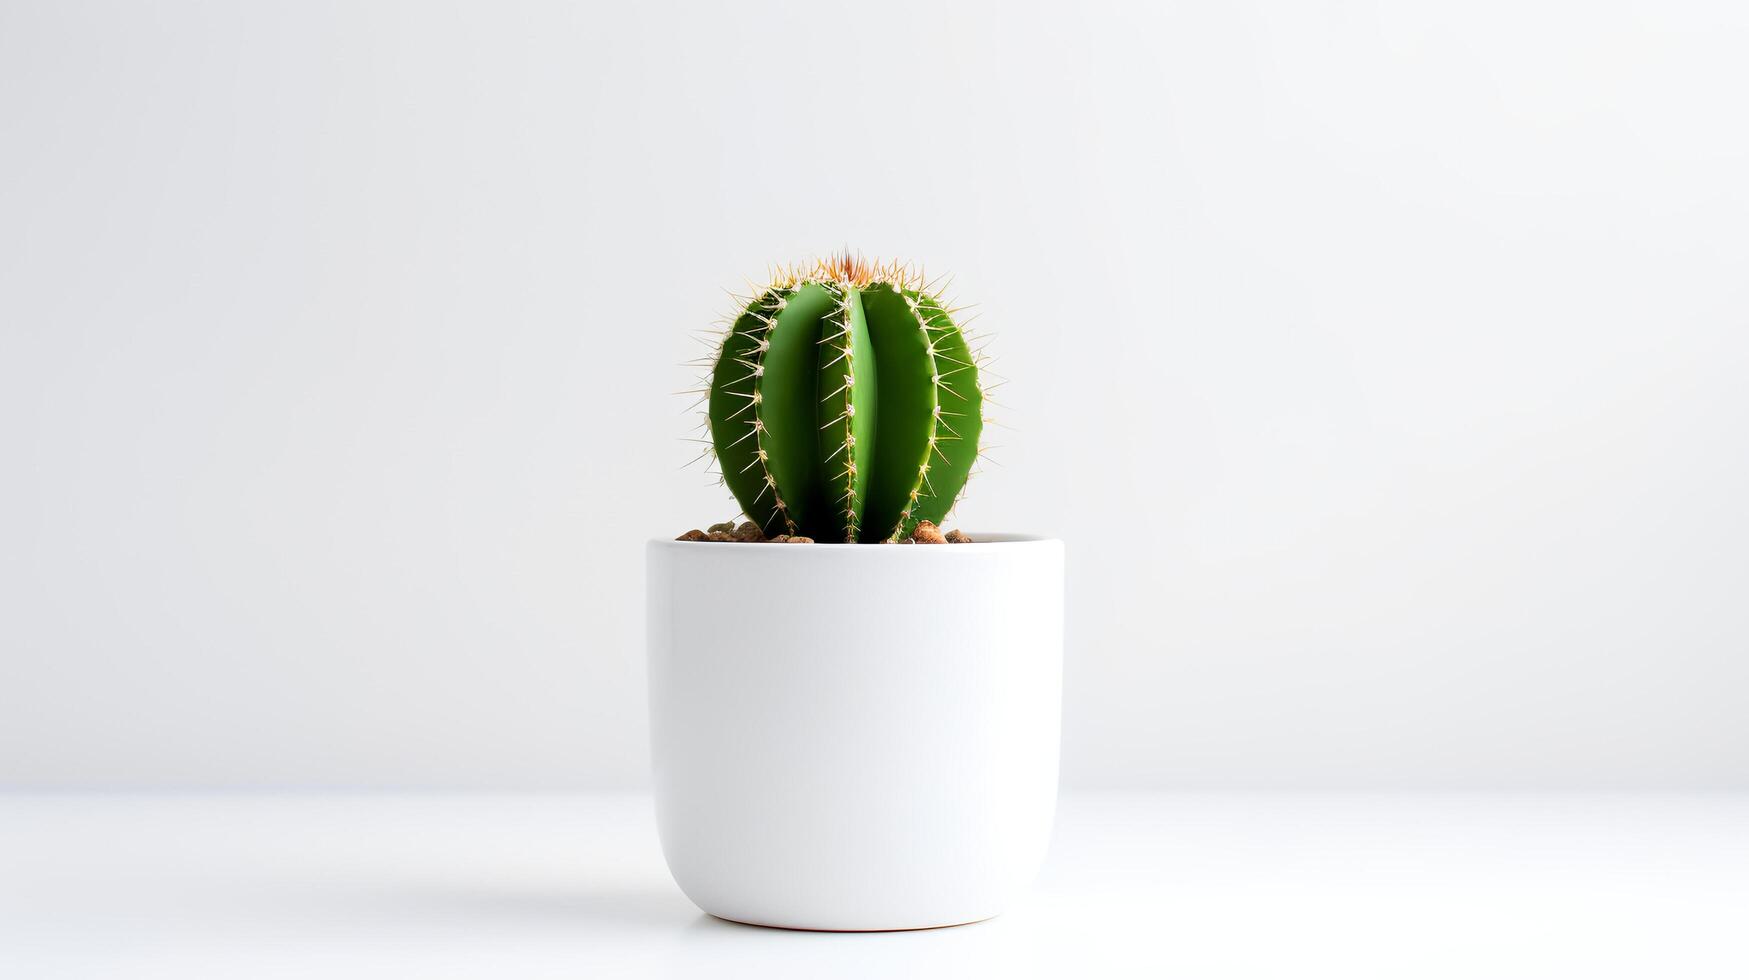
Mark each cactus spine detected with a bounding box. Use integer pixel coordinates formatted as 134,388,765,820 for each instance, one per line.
704,256,985,543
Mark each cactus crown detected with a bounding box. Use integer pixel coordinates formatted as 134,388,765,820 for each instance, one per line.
700,255,986,543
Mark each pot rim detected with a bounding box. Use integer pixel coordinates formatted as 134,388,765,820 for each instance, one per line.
650,531,1059,550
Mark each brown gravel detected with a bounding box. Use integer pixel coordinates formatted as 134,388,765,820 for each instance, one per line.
678,523,962,545
908,520,948,544
676,524,815,543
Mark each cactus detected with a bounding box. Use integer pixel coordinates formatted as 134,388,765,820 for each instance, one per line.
701,255,986,543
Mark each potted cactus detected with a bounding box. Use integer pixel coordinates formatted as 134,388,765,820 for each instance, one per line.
646,256,1064,931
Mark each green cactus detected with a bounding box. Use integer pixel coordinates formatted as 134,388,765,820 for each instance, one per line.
703,255,986,543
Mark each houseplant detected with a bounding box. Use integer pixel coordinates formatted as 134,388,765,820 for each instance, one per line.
646,255,1064,931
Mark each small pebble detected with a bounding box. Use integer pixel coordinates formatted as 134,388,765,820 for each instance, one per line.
707,521,738,534
733,521,765,542
706,530,735,542
675,529,707,542
909,520,948,544
778,535,814,544
945,529,973,544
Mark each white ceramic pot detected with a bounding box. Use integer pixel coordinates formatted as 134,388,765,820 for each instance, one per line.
646,534,1064,931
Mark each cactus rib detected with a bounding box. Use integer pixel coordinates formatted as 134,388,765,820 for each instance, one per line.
859,283,938,541
903,291,983,535
707,289,791,533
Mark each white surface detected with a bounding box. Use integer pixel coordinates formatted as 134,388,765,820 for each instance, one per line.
648,537,1062,929
4,1,1749,792
2,792,1745,979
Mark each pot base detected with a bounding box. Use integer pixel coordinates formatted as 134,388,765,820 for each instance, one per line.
708,912,998,933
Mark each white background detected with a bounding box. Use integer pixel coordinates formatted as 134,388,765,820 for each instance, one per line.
3,0,1746,792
